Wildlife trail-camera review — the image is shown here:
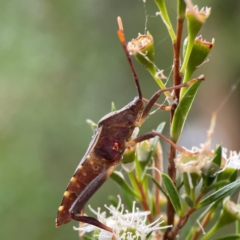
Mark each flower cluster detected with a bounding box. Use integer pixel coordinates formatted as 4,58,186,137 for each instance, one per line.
74,196,171,240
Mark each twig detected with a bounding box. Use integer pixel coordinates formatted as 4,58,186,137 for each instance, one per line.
164,11,184,240
154,141,163,215
134,175,154,223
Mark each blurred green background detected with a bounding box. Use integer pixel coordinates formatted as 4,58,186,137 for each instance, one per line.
0,0,240,239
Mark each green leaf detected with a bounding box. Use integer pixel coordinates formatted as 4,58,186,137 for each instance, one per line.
203,180,230,194
111,102,116,112
141,122,165,180
86,119,98,132
212,145,222,167
154,0,176,42
202,146,222,187
146,231,153,239
217,168,238,184
229,169,238,182
171,81,202,142
146,174,168,198
110,171,141,200
184,195,194,208
215,235,240,240
197,178,240,209
161,173,182,216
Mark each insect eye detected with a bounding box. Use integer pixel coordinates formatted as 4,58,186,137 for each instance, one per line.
93,165,100,171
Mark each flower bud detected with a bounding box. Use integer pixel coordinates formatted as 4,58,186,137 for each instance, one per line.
180,6,211,74
175,151,204,176
122,147,136,172
175,152,202,197
191,196,240,240
181,36,214,98
186,6,211,29
222,197,240,222
127,32,170,94
127,32,155,75
136,140,152,162
206,197,240,237
181,36,214,96
175,146,225,191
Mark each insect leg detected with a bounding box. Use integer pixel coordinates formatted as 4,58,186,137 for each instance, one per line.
139,75,205,125
129,131,186,153
142,98,171,111
69,167,115,232
71,215,113,233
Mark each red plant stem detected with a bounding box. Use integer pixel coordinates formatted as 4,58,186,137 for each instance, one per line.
167,193,203,239
154,142,163,216
164,17,184,240
168,208,196,239
134,175,154,223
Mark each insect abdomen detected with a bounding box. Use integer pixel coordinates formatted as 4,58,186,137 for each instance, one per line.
56,155,109,227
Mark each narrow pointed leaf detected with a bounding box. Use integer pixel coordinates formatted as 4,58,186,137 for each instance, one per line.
171,81,202,142
86,119,98,132
203,180,230,194
111,102,116,112
197,178,240,209
146,231,153,239
229,169,238,182
202,145,222,187
161,173,182,216
184,195,194,208
146,174,168,198
212,145,222,166
110,172,141,200
216,235,240,240
217,168,238,184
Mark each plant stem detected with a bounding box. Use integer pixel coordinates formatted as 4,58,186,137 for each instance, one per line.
134,175,154,223
164,11,184,240
173,17,184,99
154,141,163,216
167,193,203,239
168,207,196,239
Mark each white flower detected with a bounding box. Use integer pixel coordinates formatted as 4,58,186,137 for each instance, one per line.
223,148,240,169
174,146,213,175
74,195,171,239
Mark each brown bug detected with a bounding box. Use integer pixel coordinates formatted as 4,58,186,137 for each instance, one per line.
56,17,204,232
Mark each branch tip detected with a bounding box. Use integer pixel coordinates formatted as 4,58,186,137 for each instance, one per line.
117,16,123,31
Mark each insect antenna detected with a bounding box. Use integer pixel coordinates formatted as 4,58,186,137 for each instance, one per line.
117,17,142,100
